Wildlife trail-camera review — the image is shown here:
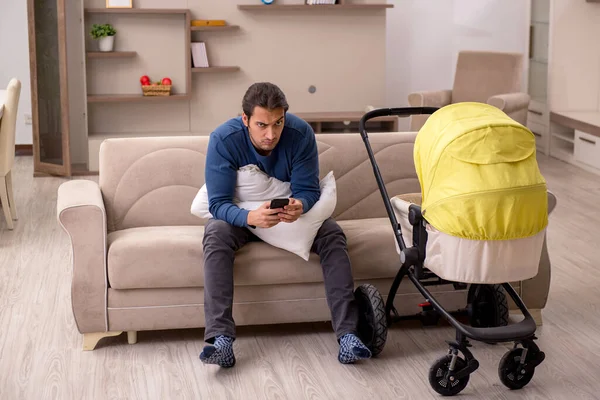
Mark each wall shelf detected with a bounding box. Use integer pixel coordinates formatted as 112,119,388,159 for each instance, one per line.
552,132,574,144
85,8,190,15
87,94,191,103
83,8,193,106
237,4,393,11
191,25,240,31
192,66,240,73
86,51,137,58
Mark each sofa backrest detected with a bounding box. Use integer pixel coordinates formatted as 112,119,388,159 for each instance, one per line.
98,132,420,232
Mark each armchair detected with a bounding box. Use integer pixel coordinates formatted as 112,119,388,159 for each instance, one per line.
408,51,529,131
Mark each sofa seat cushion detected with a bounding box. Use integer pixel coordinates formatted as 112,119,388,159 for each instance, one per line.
107,218,401,290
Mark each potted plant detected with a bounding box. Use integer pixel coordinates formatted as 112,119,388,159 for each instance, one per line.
91,23,117,52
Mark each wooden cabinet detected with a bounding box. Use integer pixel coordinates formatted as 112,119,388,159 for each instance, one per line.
296,112,398,134
549,111,600,175
574,130,600,171
27,0,73,176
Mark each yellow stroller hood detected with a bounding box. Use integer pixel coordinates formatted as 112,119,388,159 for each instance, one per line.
414,102,548,241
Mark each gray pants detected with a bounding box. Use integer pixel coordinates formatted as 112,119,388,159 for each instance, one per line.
202,217,360,343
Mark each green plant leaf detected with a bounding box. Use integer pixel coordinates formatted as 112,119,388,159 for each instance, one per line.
90,23,117,39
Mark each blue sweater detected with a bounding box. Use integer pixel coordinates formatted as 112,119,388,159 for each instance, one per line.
205,113,321,227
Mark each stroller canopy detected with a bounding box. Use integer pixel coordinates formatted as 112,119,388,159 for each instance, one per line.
414,102,548,241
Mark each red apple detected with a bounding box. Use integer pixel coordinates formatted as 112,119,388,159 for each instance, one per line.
161,77,172,85
140,75,151,85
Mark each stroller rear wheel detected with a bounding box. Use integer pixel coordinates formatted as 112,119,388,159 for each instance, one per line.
467,284,509,328
354,283,387,357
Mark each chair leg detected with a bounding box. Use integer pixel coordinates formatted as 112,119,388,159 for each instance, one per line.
530,309,543,326
6,170,16,220
510,308,543,326
0,176,14,230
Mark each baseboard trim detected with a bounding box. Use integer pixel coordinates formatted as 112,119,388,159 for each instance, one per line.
15,144,33,156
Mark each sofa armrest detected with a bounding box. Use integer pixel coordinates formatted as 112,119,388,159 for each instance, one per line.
407,90,452,131
487,92,530,114
57,180,108,333
408,89,452,108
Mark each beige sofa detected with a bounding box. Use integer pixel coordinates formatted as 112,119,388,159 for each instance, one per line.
57,132,552,351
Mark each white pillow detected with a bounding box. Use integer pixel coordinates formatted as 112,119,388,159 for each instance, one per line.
190,165,337,261
190,165,291,218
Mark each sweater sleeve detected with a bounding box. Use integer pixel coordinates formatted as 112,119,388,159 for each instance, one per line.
290,128,321,213
205,134,250,227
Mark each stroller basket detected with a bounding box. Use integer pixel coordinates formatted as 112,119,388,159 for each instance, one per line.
354,103,554,396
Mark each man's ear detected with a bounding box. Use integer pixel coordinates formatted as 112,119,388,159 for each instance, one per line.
242,113,249,128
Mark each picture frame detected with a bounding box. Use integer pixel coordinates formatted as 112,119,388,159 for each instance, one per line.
106,0,132,8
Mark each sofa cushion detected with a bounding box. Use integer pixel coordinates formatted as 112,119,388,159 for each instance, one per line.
107,218,401,290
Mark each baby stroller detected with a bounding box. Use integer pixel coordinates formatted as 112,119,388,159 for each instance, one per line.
353,102,553,396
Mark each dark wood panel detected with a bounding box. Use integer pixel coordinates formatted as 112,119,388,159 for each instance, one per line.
86,51,137,58
87,94,191,103
550,112,600,138
191,66,240,73
185,11,192,96
294,111,399,133
57,0,72,176
191,25,240,31
15,145,34,156
237,4,393,10
295,111,397,122
85,8,189,14
27,0,71,176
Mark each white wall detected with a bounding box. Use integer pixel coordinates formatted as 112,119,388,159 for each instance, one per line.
0,0,32,145
1,0,531,144
386,0,531,129
548,0,600,112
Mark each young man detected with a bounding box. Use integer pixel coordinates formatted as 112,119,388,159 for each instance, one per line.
200,82,371,367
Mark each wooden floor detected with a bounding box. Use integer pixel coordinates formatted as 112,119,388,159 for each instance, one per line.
1,154,600,399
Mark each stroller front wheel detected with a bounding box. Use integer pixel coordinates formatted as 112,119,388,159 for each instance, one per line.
354,283,387,357
498,343,545,390
428,354,470,396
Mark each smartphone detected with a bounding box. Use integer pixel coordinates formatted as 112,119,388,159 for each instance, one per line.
269,198,290,209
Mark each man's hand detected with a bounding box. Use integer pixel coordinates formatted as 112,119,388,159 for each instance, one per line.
247,202,283,228
279,198,303,223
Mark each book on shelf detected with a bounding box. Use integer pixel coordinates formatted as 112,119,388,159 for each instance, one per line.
191,42,209,68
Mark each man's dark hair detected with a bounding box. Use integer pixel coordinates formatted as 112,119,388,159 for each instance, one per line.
242,82,289,118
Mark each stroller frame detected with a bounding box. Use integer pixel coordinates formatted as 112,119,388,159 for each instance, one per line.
355,107,546,396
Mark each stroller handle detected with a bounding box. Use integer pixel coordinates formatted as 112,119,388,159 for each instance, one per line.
358,106,438,253
359,107,438,140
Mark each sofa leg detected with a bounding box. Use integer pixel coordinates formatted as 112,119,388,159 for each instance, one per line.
530,309,543,326
83,331,123,351
127,331,137,345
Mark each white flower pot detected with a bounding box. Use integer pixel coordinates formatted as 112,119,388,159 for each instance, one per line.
98,36,115,52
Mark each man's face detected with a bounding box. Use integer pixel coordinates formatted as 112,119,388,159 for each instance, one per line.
243,106,285,155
